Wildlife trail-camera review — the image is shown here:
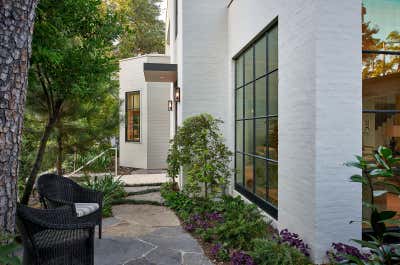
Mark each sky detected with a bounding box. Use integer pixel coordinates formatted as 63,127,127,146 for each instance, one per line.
363,0,400,40
158,0,167,22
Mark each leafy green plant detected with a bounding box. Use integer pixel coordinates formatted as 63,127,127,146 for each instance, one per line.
250,238,311,265
210,214,268,251
161,184,314,264
83,174,126,217
167,114,233,198
344,146,400,264
210,243,230,262
161,183,195,220
208,196,269,250
0,234,21,265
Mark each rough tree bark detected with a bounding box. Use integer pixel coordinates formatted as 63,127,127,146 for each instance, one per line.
0,0,39,233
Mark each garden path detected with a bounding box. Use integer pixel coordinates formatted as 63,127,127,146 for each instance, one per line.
94,184,212,265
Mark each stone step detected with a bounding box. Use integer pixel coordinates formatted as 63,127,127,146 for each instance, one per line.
124,186,161,193
126,192,164,204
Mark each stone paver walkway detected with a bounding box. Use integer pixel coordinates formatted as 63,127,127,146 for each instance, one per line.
95,203,212,265
120,173,168,185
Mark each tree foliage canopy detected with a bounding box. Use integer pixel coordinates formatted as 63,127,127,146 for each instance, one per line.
111,0,165,58
20,0,122,204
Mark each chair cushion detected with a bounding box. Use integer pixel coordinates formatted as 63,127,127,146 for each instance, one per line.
75,203,99,217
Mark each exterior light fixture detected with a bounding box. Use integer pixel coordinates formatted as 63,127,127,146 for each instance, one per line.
175,87,181,102
168,100,173,111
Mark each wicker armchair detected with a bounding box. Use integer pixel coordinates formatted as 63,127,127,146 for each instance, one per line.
37,174,103,238
16,204,95,265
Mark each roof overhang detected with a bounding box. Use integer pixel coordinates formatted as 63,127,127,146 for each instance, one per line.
144,63,177,83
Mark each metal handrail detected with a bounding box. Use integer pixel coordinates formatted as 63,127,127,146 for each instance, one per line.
66,148,118,178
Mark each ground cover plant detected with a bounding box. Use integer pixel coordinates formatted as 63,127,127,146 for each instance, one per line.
161,182,312,265
0,233,21,265
83,174,126,217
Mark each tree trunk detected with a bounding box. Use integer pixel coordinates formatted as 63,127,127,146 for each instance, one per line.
0,0,39,233
20,116,57,205
56,133,62,175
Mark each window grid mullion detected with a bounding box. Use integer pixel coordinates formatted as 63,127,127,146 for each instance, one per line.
252,46,256,195
235,68,278,90
234,61,237,185
265,31,270,202
233,23,278,218
242,52,245,186
236,151,278,163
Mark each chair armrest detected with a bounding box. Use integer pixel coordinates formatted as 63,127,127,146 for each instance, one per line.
18,205,96,230
45,197,76,211
75,186,103,205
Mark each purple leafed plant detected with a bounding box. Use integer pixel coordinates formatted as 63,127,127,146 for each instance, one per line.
279,229,310,257
183,223,195,232
327,242,371,262
211,243,222,257
183,211,224,232
230,251,255,265
205,211,224,222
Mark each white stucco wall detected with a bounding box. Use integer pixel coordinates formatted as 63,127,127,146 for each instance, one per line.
167,0,362,262
147,56,171,169
119,56,148,169
119,55,171,169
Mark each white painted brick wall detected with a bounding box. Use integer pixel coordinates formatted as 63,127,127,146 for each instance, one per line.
180,0,229,129
167,0,362,262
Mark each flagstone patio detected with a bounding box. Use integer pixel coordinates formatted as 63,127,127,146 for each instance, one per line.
94,195,211,265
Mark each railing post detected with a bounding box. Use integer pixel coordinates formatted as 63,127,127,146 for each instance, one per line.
114,147,118,178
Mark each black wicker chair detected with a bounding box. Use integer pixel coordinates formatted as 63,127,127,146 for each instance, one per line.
16,204,95,265
37,174,103,239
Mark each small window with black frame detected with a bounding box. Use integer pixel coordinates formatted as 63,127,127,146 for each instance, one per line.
126,91,140,142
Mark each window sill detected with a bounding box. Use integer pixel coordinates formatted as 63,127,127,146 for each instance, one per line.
235,183,278,220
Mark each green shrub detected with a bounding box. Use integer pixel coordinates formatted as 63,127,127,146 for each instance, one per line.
206,196,269,250
83,174,126,217
0,233,21,265
167,114,233,199
161,183,195,220
250,239,312,265
210,215,268,251
345,146,400,263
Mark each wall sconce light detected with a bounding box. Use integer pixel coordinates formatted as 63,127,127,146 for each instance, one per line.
168,100,173,111
175,87,181,102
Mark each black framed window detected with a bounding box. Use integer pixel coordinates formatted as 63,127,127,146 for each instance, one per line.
235,22,278,219
126,91,140,142
362,0,400,231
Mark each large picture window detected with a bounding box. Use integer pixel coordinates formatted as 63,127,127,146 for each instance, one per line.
235,22,278,219
126,91,140,142
362,0,400,229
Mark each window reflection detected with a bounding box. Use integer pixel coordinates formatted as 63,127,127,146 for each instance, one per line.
362,0,400,52
362,0,400,228
235,23,278,217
